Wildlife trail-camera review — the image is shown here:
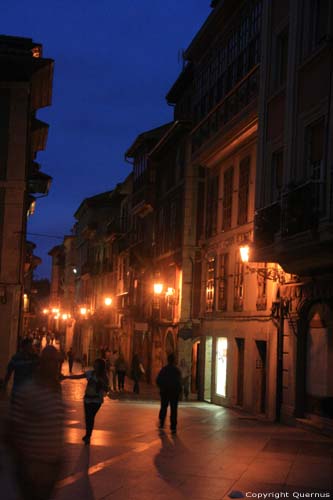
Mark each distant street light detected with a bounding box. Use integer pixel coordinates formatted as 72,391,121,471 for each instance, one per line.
153,283,163,295
80,307,87,316
104,297,112,306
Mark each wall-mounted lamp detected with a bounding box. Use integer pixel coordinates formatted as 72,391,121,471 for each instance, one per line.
239,244,286,284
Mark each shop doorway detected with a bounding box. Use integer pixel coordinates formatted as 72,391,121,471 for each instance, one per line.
204,337,213,402
191,341,200,394
236,338,245,406
255,340,267,414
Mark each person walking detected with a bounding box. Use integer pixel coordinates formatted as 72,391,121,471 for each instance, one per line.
156,353,181,434
109,350,118,391
131,354,145,394
3,338,39,397
8,345,65,500
67,347,74,374
179,358,190,401
61,358,109,445
115,352,127,391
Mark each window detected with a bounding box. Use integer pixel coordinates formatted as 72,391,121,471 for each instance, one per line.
133,154,147,188
234,252,244,311
311,0,329,48
305,117,325,212
256,265,267,311
217,254,228,311
206,257,216,312
238,157,250,225
222,167,234,231
275,29,288,88
271,149,284,201
206,175,219,238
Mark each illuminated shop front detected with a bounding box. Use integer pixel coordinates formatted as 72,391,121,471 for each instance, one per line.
215,337,228,398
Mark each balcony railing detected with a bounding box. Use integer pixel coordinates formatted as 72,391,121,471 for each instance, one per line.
281,181,322,237
254,202,281,247
191,65,260,154
132,184,155,217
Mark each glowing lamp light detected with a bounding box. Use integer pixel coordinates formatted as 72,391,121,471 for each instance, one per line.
240,245,250,263
62,314,68,320
80,307,87,316
166,287,175,296
153,283,163,295
52,308,59,314
104,297,112,306
54,315,59,320
42,308,49,314
73,268,78,274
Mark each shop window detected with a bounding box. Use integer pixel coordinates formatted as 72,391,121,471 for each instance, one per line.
216,337,228,397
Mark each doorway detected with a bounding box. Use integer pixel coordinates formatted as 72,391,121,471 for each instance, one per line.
191,341,200,394
236,338,245,406
255,340,267,414
204,337,213,402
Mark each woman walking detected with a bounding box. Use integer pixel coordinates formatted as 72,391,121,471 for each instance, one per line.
61,358,109,445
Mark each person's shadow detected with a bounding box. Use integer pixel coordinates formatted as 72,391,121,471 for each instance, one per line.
57,446,94,500
153,430,187,493
74,446,94,500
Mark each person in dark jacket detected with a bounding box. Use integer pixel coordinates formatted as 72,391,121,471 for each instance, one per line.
3,338,39,397
156,353,181,433
131,354,145,394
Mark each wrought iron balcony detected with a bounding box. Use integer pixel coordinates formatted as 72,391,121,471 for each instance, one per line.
281,181,321,237
254,202,281,247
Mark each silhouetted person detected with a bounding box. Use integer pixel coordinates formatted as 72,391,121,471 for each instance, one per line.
8,345,65,500
156,353,181,433
67,347,74,373
131,354,145,394
62,359,109,445
3,338,39,397
115,352,127,391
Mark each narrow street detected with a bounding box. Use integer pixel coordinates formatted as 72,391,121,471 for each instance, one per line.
2,368,332,500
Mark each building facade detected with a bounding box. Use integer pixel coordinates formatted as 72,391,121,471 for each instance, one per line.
255,0,333,430
0,35,53,377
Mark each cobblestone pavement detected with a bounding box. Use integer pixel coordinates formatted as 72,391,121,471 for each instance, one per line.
1,366,333,500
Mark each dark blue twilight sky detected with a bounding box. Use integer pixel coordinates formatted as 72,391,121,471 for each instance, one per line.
1,1,211,277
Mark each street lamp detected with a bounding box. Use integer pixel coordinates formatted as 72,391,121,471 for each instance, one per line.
239,243,292,421
239,244,286,283
80,307,87,316
104,297,112,306
153,283,163,295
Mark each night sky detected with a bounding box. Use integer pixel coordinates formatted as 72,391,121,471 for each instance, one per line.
1,1,211,277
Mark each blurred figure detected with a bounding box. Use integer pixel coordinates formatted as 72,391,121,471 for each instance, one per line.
58,348,66,375
67,347,74,374
7,345,65,500
109,350,118,391
156,353,181,434
131,354,145,394
115,352,127,391
62,359,109,445
3,338,39,397
179,358,190,401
